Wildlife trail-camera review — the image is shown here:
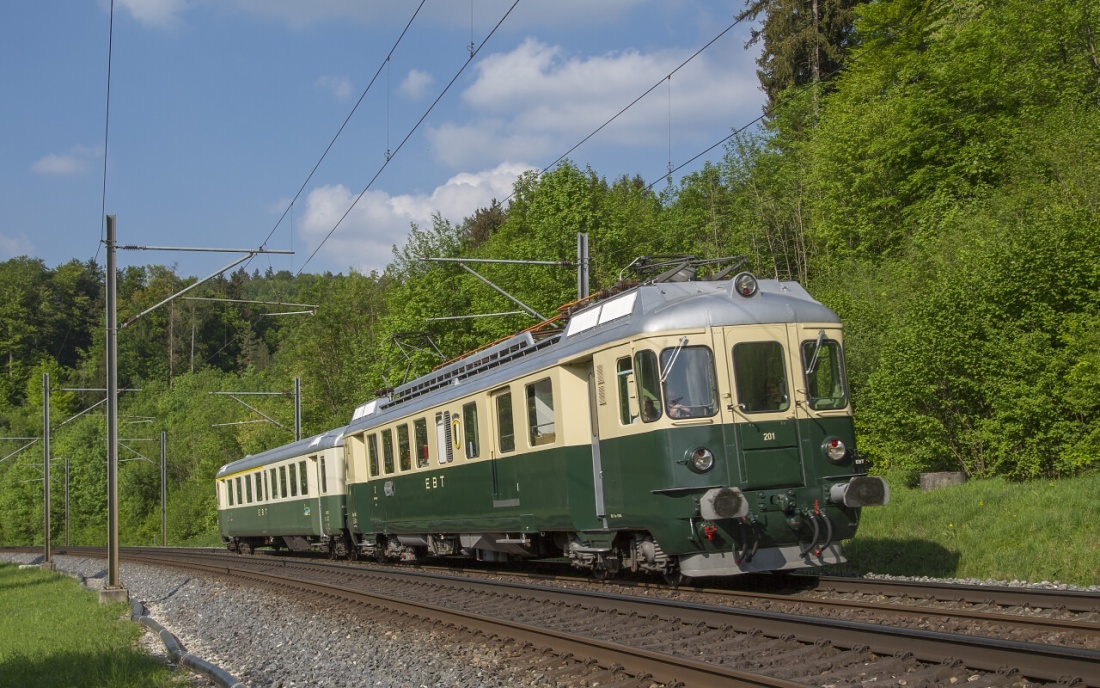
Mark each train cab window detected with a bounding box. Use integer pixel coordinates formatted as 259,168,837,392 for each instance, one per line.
526,378,556,446
616,357,640,424
802,337,849,410
634,350,663,422
289,463,298,497
270,468,278,499
320,457,328,494
661,344,720,419
397,424,412,471
279,466,288,498
235,477,243,505
245,475,253,503
382,429,396,471
493,390,516,453
732,341,791,413
298,460,308,495
463,402,480,458
368,433,381,477
414,418,430,468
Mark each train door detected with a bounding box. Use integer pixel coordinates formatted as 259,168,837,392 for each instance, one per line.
715,325,807,490
586,363,608,527
311,454,326,535
489,387,521,508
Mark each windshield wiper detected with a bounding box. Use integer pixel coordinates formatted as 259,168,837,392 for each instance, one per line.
806,329,825,375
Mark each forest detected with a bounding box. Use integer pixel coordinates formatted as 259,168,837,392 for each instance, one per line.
2,0,1098,546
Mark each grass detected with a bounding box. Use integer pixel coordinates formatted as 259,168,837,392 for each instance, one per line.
835,471,1100,586
0,564,191,688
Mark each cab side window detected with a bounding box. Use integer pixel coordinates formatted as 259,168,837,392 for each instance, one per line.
616,357,638,424
634,350,663,422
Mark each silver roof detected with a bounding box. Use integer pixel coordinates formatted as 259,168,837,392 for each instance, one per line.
345,278,839,433
216,426,346,478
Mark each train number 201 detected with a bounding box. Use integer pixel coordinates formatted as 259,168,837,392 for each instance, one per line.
762,432,776,441
425,475,445,490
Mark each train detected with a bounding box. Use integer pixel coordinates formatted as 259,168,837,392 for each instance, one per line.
216,262,889,581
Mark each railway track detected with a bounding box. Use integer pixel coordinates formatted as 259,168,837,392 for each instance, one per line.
21,546,1097,687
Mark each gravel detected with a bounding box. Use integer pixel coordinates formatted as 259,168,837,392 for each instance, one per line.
0,553,539,688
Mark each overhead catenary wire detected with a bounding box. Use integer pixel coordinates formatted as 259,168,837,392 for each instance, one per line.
296,0,523,276
259,0,428,253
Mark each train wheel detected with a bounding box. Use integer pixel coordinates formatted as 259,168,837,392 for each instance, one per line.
348,543,359,561
241,541,253,556
327,540,338,560
663,569,685,587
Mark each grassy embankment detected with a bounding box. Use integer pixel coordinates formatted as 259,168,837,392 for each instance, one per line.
0,565,191,688
837,472,1100,587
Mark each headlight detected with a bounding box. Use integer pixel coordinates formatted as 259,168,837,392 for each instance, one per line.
823,437,847,462
733,272,758,297
687,447,715,473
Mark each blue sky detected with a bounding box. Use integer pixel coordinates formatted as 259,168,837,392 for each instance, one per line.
2,1,764,277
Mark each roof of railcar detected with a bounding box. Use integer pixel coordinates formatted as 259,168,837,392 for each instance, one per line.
345,278,839,433
216,426,346,478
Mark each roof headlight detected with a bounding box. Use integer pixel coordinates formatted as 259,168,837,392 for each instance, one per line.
823,437,847,462
733,272,758,297
687,447,715,473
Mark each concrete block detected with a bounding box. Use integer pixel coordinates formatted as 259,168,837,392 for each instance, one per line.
919,471,967,491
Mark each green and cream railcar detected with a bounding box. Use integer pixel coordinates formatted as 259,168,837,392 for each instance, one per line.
342,272,888,580
216,428,349,556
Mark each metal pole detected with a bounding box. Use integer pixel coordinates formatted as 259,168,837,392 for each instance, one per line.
160,431,166,547
64,457,69,547
103,214,126,602
577,233,589,300
43,373,52,568
293,377,301,442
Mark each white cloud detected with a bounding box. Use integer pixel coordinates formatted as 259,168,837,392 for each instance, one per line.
315,75,353,101
115,0,188,28
400,69,434,99
32,145,102,175
297,162,531,274
427,38,760,170
0,233,34,259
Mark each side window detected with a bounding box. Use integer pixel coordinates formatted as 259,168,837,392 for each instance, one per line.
616,357,638,425
279,466,288,498
463,402,480,458
289,463,298,497
526,378,556,446
299,460,308,495
397,424,412,471
367,434,380,477
255,473,263,502
227,480,234,506
660,345,720,418
634,350,663,422
320,457,328,494
494,390,515,453
802,338,848,410
732,341,791,413
246,474,254,503
235,477,243,505
269,468,277,499
382,429,395,474
414,418,430,468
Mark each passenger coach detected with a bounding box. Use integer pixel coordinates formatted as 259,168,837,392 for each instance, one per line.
217,427,350,556
339,269,889,581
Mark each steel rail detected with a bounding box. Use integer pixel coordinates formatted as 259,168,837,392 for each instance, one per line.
122,553,803,688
